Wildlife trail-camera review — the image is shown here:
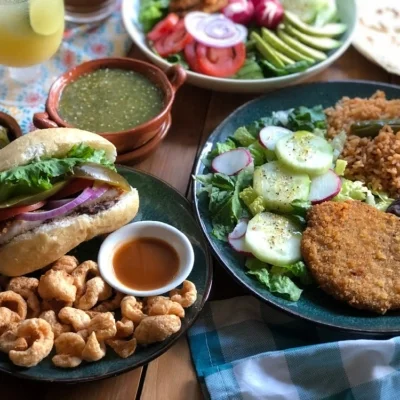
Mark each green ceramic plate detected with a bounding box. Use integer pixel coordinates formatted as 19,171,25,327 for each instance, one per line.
0,167,212,382
193,81,400,335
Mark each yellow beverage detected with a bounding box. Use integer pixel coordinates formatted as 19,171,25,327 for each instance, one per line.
0,0,65,68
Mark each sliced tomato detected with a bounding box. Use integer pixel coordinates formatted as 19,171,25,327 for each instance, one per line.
147,13,180,42
184,41,200,72
195,43,246,78
50,178,93,200
153,20,193,57
0,201,46,221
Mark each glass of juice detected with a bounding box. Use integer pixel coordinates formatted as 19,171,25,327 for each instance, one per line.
64,0,118,23
0,0,65,83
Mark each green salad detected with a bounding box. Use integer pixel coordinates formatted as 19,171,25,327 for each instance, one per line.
195,105,393,301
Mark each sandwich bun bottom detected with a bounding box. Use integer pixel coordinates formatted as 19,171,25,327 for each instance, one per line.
0,188,139,277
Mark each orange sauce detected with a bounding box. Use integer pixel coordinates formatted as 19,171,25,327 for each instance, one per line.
112,237,180,290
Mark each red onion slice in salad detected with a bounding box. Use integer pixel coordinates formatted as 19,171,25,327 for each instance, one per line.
184,12,247,48
17,186,108,222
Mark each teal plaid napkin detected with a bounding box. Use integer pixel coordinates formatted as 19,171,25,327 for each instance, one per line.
188,296,400,400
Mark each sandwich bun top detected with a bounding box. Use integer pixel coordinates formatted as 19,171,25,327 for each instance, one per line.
0,128,117,172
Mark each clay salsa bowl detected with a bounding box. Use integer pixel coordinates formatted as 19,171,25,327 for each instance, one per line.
33,58,186,153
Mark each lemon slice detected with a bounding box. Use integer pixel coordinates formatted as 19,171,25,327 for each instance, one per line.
29,0,64,36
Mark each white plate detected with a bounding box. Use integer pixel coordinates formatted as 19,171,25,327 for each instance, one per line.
122,0,357,93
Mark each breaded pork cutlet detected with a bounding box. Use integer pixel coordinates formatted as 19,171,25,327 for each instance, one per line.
302,201,400,314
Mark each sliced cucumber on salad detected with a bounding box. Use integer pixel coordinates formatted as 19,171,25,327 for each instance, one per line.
245,212,302,266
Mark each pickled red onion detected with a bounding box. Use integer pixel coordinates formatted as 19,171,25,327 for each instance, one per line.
184,12,247,48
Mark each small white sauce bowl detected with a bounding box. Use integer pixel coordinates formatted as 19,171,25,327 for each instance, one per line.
98,221,195,297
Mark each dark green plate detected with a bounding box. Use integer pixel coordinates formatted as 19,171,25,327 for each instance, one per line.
193,80,400,335
0,167,212,382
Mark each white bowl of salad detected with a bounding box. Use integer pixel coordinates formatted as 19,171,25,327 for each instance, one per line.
122,0,356,92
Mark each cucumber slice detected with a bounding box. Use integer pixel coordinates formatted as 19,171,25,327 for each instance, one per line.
245,212,302,266
275,131,333,175
253,161,310,212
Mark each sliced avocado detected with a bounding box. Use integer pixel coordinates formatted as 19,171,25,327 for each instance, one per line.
251,32,285,69
277,28,327,62
285,10,347,38
284,23,341,51
261,28,314,64
274,49,295,65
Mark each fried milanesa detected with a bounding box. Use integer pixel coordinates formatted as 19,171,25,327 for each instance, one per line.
302,201,400,314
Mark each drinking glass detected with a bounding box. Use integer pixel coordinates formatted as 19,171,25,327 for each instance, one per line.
0,0,65,83
64,0,118,24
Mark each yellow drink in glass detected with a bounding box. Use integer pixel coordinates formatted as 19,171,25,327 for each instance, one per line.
0,0,64,68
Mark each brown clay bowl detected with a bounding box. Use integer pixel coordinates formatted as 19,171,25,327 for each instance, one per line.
32,58,186,153
0,111,23,143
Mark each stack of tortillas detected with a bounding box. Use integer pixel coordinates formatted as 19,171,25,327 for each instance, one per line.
353,0,400,75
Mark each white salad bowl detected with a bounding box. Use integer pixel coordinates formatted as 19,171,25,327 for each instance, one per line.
122,0,357,93
98,221,195,297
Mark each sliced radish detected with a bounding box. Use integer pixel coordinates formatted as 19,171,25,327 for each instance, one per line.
211,148,252,175
228,218,249,240
308,169,342,204
228,235,252,255
259,126,292,151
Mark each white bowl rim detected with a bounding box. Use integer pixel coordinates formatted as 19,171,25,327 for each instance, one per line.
98,221,195,297
121,0,357,88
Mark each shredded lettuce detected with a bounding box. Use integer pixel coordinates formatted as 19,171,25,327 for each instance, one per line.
330,131,346,161
239,187,265,215
248,141,268,166
287,105,327,132
233,127,256,147
139,0,169,33
202,138,236,167
0,144,113,203
334,159,347,176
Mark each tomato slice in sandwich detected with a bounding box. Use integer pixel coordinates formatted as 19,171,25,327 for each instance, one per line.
147,13,180,42
50,178,93,200
195,43,246,78
153,20,193,57
0,201,46,221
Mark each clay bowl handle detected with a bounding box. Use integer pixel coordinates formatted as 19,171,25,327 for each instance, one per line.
33,112,60,129
165,65,187,92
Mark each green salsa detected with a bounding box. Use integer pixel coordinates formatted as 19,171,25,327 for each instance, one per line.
58,68,164,133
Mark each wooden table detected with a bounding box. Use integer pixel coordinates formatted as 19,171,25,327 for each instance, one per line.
1,46,399,400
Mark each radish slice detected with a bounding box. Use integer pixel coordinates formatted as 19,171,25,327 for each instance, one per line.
308,170,342,204
228,235,252,255
211,148,252,175
184,12,247,48
228,218,249,239
259,126,292,150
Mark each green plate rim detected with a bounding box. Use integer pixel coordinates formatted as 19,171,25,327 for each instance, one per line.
0,166,213,383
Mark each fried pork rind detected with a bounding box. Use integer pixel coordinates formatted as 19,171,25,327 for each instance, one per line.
39,310,71,338
75,277,112,311
0,307,21,335
58,307,91,332
41,299,73,314
9,318,54,367
82,332,106,362
146,296,185,318
115,318,134,339
121,296,146,324
38,270,77,303
93,291,124,312
81,312,117,341
0,291,27,320
52,332,86,368
106,338,137,359
134,315,181,345
51,256,79,274
169,281,197,308
8,277,40,318
72,260,99,298
0,327,28,353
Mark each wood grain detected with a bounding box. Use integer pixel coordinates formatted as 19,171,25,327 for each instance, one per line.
141,337,203,400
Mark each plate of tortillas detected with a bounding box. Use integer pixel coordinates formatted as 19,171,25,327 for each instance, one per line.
353,0,400,75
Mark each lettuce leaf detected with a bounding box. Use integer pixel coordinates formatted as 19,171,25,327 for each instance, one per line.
287,105,327,132
0,144,113,203
139,0,169,33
